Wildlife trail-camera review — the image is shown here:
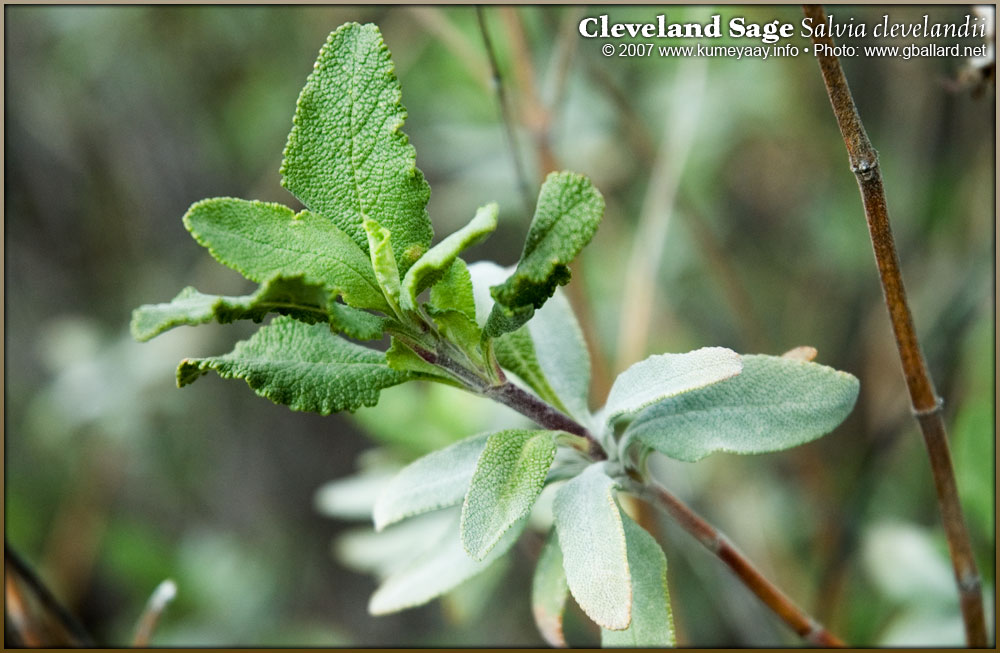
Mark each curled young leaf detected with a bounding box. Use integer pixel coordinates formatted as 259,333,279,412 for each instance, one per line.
401,203,498,312
622,354,860,461
484,172,604,338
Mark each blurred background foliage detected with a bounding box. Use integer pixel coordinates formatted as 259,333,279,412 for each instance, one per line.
4,4,994,646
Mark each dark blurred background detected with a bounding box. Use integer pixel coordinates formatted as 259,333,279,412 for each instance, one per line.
4,4,994,646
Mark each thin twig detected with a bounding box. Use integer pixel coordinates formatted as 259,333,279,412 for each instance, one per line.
802,5,986,647
632,480,845,647
476,7,534,217
4,541,94,646
132,579,177,647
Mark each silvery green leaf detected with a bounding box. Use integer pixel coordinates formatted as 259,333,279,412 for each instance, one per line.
428,258,477,322
623,354,860,462
373,432,490,531
532,529,569,648
601,509,675,647
553,463,631,630
461,430,558,560
604,347,742,427
368,513,526,615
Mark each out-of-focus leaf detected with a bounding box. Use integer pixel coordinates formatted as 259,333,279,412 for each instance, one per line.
368,513,526,615
373,432,490,531
532,529,569,648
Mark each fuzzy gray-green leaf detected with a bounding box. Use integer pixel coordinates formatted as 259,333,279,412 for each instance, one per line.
484,172,603,338
401,203,498,312
604,347,743,427
601,509,675,647
176,316,408,414
623,354,860,462
373,432,491,531
532,530,569,648
553,463,631,630
281,22,432,272
363,218,403,315
461,430,558,560
183,198,389,313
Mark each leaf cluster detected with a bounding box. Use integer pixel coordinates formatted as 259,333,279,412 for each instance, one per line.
132,22,860,647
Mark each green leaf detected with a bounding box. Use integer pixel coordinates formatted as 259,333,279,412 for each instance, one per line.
183,198,389,312
281,22,432,272
401,203,498,312
429,258,476,322
384,338,458,385
461,429,558,560
601,509,675,647
623,354,860,462
484,172,604,338
553,463,630,630
327,301,389,340
131,276,389,342
532,530,569,648
363,218,403,315
176,316,408,414
427,308,484,363
604,347,743,427
130,276,329,342
373,432,491,531
368,512,526,615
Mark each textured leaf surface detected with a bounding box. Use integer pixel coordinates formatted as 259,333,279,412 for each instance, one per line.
429,258,476,322
623,354,860,461
363,218,402,314
461,430,558,560
427,308,483,362
176,316,408,414
183,198,388,312
532,530,569,648
327,302,389,340
131,276,328,342
281,22,432,272
384,338,457,385
401,203,498,311
604,347,743,427
553,464,630,630
369,513,526,615
484,172,603,338
373,432,490,531
601,509,675,647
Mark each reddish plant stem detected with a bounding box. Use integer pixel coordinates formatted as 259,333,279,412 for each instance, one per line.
802,5,985,647
634,480,845,647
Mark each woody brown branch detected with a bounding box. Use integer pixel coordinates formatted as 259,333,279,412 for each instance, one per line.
802,5,986,646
